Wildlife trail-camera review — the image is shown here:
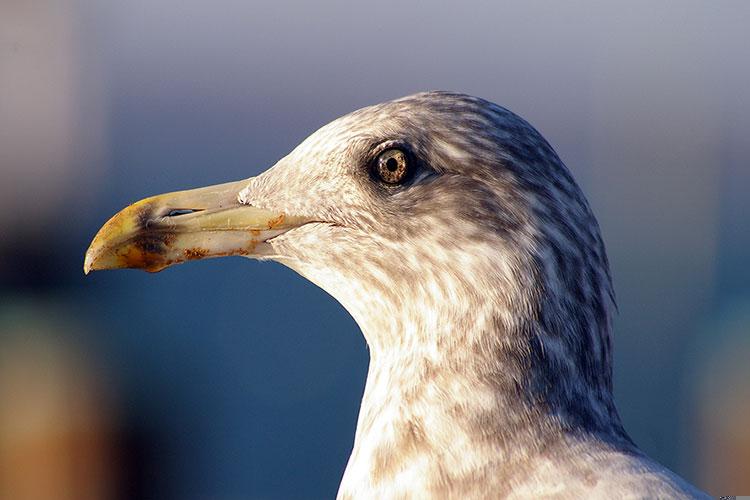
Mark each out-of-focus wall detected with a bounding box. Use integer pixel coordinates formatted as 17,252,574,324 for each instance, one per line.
1,1,748,498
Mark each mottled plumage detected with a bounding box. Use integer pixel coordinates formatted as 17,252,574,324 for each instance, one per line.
240,92,707,498
86,91,709,498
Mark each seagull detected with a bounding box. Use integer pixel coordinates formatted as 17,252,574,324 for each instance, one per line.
84,91,708,499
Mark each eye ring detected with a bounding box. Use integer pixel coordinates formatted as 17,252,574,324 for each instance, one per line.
374,148,409,184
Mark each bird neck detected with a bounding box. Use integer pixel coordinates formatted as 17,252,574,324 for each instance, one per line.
338,311,628,498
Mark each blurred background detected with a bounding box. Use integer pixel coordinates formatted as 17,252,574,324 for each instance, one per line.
1,1,748,498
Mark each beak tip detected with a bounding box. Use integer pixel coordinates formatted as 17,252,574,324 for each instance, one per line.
83,249,95,275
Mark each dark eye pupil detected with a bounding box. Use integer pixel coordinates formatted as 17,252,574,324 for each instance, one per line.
374,148,409,184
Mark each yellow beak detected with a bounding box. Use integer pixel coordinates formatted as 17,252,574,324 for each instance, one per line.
83,179,310,274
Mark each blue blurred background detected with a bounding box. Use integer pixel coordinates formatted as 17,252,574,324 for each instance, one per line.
1,1,748,498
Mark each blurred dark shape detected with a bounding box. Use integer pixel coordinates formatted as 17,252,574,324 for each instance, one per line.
0,227,70,294
115,421,165,500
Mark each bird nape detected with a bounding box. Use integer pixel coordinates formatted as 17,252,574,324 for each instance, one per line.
85,91,708,499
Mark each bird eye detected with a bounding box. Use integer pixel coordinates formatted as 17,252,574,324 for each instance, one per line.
374,148,409,184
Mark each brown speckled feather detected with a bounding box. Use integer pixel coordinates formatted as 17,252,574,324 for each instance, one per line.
239,92,708,499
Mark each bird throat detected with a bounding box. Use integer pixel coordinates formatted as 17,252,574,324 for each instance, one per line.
274,233,624,497
337,304,624,499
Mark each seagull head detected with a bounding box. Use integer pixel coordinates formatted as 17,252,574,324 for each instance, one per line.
85,91,717,498
85,91,618,430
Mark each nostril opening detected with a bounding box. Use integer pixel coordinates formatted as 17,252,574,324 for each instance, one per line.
166,209,198,217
